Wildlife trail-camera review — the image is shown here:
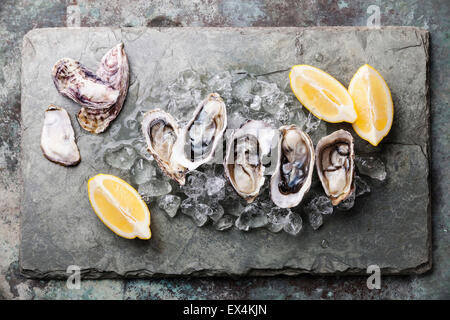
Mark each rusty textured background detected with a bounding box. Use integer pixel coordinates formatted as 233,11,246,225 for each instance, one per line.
0,0,448,299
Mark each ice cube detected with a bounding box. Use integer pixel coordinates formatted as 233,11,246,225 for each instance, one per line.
308,210,323,231
355,156,387,181
266,207,291,233
104,145,137,171
207,201,225,222
215,215,234,231
227,111,247,129
138,179,172,201
182,170,208,199
180,198,211,227
158,194,181,218
205,176,226,199
305,196,333,215
131,158,156,185
283,211,303,236
249,95,262,111
231,77,254,104
355,175,371,197
179,69,202,89
208,71,232,97
235,204,268,231
133,139,154,161
252,80,278,98
336,191,356,211
304,112,321,134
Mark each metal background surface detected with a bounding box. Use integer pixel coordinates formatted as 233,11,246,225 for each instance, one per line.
0,0,448,299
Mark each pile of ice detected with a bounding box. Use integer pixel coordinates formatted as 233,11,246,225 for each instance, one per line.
101,69,387,235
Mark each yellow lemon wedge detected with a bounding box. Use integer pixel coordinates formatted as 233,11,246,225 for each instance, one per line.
88,174,151,240
289,65,357,123
348,64,394,146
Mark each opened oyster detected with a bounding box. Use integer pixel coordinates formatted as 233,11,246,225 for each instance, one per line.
270,125,314,208
174,93,227,171
41,105,80,166
316,129,355,205
52,43,129,133
141,109,187,185
224,120,276,203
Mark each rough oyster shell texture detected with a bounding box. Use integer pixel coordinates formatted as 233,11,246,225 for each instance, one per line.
40,105,80,166
52,43,129,133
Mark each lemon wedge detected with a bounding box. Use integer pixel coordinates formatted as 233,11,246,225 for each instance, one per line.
348,64,394,146
289,65,357,123
88,174,151,240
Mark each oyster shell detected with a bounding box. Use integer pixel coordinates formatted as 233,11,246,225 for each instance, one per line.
173,93,227,171
52,58,119,109
52,43,129,134
40,105,80,166
270,125,314,208
78,43,130,133
141,109,187,185
316,129,355,205
224,120,276,203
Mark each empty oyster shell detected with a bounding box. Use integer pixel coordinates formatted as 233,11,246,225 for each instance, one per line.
270,125,314,208
173,93,227,171
141,109,187,185
224,120,276,203
40,105,80,166
77,43,130,133
52,58,119,109
316,129,355,205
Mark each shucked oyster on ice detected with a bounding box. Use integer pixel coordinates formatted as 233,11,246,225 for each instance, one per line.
142,93,227,185
270,125,314,208
224,120,276,203
316,129,355,205
173,93,227,171
40,105,80,166
141,109,187,185
52,43,129,133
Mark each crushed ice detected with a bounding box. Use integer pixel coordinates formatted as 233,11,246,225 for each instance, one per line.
101,69,386,234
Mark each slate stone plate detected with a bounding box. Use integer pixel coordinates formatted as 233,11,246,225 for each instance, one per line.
20,27,430,278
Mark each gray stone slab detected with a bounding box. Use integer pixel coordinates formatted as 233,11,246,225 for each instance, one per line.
20,27,430,278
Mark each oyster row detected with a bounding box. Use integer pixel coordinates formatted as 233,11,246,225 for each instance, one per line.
141,91,355,208
225,124,355,208
142,93,227,185
40,105,80,166
52,43,129,134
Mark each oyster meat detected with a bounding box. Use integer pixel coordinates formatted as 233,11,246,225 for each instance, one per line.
316,129,355,205
52,43,129,133
78,43,129,133
173,93,227,171
40,105,80,166
224,120,276,203
141,109,187,185
270,125,314,208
